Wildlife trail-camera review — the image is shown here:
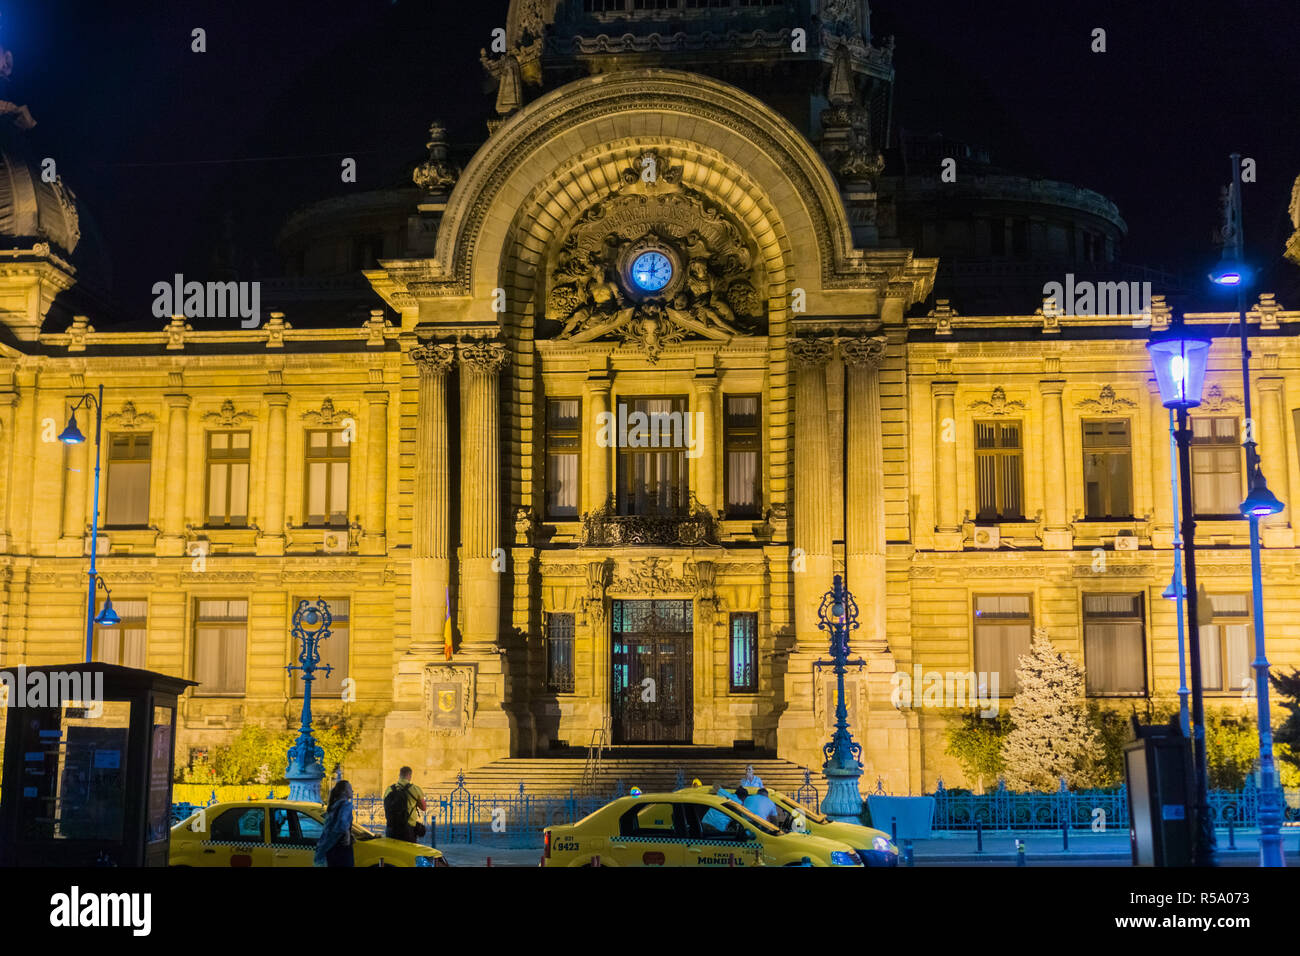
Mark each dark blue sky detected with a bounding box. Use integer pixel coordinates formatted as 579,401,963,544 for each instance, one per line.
5,0,1297,319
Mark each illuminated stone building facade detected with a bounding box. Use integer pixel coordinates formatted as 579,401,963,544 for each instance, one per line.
1,2,1299,794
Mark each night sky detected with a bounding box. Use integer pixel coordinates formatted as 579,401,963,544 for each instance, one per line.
5,0,1297,320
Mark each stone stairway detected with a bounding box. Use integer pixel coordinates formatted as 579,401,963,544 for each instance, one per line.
422,752,820,798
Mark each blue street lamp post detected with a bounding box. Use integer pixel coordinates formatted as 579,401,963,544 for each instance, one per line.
285,598,334,803
815,575,866,822
1147,318,1215,866
1162,409,1191,737
58,383,117,661
1210,153,1286,867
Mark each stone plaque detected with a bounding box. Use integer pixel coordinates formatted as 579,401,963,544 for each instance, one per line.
423,664,475,737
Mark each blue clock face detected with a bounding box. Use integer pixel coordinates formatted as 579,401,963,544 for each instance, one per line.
630,251,673,293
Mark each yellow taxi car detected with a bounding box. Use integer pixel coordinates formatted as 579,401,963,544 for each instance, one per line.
170,800,448,867
677,785,899,867
542,790,863,867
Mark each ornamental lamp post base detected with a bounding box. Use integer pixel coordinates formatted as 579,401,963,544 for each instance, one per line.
286,755,326,804
821,760,865,822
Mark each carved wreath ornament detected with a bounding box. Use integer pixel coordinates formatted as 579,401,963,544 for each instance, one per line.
546,151,764,362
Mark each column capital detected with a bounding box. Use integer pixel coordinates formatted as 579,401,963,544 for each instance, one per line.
163,392,192,409
457,338,510,374
788,335,835,369
839,334,887,370
1039,379,1067,397
264,391,291,407
1256,376,1286,393
692,375,719,393
411,342,456,377
931,380,958,398
363,389,391,405
584,375,612,395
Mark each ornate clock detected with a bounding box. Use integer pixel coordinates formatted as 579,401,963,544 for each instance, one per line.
619,241,681,300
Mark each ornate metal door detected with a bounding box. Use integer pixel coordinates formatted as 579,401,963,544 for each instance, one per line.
611,600,693,744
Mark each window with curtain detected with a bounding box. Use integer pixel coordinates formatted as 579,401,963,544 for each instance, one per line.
545,613,575,693
1082,419,1132,518
1191,417,1243,516
723,395,761,518
973,594,1032,694
615,397,688,515
1082,593,1146,695
729,612,758,693
206,431,251,527
304,429,349,527
93,599,147,668
291,598,348,696
106,433,152,526
545,399,581,519
1200,593,1252,693
974,421,1023,520
194,599,248,696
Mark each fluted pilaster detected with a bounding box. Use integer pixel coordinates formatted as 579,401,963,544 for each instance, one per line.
692,376,718,513
790,334,834,646
932,381,960,546
842,334,887,643
583,376,611,515
1257,377,1292,541
361,389,389,554
1040,380,1071,549
159,393,191,555
258,392,291,555
411,343,454,649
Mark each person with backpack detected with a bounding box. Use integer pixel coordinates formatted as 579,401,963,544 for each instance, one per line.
315,779,355,867
383,766,427,843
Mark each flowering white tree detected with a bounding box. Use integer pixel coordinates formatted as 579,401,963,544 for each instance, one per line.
1000,628,1102,791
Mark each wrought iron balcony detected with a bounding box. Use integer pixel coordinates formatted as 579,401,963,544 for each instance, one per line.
578,494,718,547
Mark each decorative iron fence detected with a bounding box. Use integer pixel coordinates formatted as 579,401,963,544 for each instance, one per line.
169,774,1299,845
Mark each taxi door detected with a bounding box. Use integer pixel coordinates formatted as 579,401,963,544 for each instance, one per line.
270,807,319,867
607,801,687,867
682,803,763,867
202,806,274,867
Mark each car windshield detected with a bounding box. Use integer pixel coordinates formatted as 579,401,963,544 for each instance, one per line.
721,800,781,836
771,793,828,825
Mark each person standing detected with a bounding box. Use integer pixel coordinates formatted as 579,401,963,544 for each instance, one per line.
383,766,428,843
315,780,355,867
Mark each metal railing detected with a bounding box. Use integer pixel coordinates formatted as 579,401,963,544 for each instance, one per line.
581,716,612,791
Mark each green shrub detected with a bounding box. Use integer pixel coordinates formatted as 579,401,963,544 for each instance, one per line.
175,717,360,785
943,711,1012,785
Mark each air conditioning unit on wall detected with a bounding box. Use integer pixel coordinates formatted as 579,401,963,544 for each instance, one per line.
972,526,1001,549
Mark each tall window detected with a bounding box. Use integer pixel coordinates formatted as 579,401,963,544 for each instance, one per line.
292,598,348,696
1200,594,1251,693
723,396,761,518
93,599,147,668
974,421,1023,521
615,397,689,515
729,612,758,693
206,431,251,527
545,613,575,693
545,399,581,519
194,599,248,695
1082,593,1146,695
304,429,350,527
973,595,1032,694
106,433,152,526
1082,419,1132,518
1191,417,1242,516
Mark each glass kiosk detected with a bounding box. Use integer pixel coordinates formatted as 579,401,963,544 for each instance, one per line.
0,663,194,867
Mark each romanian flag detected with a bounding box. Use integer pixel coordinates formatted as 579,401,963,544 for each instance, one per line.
443,587,453,660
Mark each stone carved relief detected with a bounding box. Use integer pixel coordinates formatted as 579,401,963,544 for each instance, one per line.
202,399,257,426
458,338,510,374
1074,385,1136,415
967,387,1025,416
424,663,476,737
1200,383,1243,412
546,150,763,362
411,342,456,376
300,397,353,426
585,560,611,625
788,335,835,368
839,334,887,369
104,401,156,429
609,556,699,594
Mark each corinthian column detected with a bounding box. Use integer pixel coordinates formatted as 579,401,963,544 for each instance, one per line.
410,343,454,650
360,390,389,555
258,392,290,556
458,338,509,651
790,335,834,647
1257,377,1292,545
932,380,961,549
841,335,887,645
1040,380,1072,549
158,393,191,556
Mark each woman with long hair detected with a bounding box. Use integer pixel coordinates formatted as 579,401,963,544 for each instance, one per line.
314,779,355,867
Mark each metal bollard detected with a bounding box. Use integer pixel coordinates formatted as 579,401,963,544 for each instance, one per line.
1015,839,1026,866
1228,816,1236,849
903,840,914,866
1063,822,1069,852
976,820,983,853
486,856,492,867
891,817,898,844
